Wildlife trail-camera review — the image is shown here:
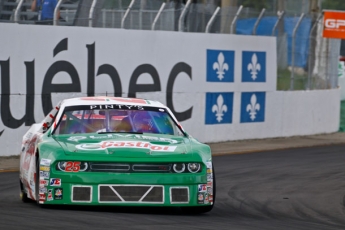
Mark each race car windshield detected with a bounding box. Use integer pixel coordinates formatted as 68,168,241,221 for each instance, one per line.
54,105,184,136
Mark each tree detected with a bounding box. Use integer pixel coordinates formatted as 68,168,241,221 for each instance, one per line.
322,0,345,10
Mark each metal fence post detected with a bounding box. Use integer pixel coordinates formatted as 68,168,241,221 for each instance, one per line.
252,8,266,35
121,0,135,29
178,0,191,32
152,3,165,31
89,0,98,27
307,13,323,90
230,5,243,34
290,13,305,90
205,7,220,33
271,11,285,36
54,0,63,26
14,0,24,23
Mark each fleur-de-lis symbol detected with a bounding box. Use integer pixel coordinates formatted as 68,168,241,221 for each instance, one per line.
212,95,227,122
213,52,229,80
246,94,260,121
247,53,261,80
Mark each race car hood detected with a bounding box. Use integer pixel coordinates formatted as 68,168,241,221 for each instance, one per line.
53,133,193,158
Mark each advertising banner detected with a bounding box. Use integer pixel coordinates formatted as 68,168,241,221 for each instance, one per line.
323,11,345,39
0,23,339,156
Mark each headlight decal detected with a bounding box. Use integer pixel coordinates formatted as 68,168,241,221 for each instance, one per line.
56,161,88,172
187,163,201,173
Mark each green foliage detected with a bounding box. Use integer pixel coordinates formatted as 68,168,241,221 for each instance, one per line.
322,0,345,10
277,68,306,91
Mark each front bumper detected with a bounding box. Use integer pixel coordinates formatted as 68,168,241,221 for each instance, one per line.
39,172,214,206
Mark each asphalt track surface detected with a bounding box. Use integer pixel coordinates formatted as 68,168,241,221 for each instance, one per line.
1,145,345,230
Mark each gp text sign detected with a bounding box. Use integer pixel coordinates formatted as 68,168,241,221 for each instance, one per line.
323,11,345,39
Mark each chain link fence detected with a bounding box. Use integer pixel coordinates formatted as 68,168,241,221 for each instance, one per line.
0,0,340,91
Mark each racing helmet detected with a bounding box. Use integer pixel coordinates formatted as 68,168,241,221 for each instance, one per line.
133,111,155,133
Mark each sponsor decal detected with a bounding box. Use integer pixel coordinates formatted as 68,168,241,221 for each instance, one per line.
209,195,213,203
207,173,213,181
40,179,49,187
198,184,207,192
197,193,204,204
76,141,177,152
204,193,209,204
205,93,233,125
50,178,61,186
207,181,213,187
40,166,50,171
40,158,51,166
63,161,82,172
206,162,212,169
240,92,266,123
207,168,212,173
39,171,50,179
39,187,47,194
90,104,144,110
47,189,53,201
206,49,235,82
39,193,46,201
242,51,266,82
54,188,63,200
207,187,213,196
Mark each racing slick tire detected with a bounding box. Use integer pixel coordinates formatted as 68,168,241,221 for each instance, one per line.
181,166,216,214
19,180,30,203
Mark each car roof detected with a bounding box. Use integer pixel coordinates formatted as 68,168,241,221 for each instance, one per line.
60,96,167,108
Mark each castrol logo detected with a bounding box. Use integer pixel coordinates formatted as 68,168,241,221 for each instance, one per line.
75,141,177,152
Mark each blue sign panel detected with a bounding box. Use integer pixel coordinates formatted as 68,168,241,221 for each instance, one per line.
205,92,233,124
242,51,266,82
240,92,266,123
207,50,235,82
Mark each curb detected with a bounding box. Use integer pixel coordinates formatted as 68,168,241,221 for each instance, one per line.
0,168,19,173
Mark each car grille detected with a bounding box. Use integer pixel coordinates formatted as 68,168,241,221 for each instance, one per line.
170,187,189,203
89,163,171,173
99,185,164,203
90,163,130,172
72,186,92,202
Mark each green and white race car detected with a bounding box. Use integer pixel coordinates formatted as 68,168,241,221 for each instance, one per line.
19,96,215,213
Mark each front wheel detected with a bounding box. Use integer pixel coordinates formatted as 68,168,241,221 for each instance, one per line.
19,180,30,203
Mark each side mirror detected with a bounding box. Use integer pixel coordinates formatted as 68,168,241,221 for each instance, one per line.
42,122,51,133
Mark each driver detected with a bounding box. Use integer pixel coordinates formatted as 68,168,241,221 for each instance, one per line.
133,111,156,133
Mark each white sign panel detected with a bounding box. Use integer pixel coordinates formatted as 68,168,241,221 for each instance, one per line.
0,23,339,156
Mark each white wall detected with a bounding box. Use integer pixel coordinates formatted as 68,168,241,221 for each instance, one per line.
0,23,340,156
181,89,340,143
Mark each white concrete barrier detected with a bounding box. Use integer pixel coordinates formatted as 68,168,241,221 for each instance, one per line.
0,23,340,156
